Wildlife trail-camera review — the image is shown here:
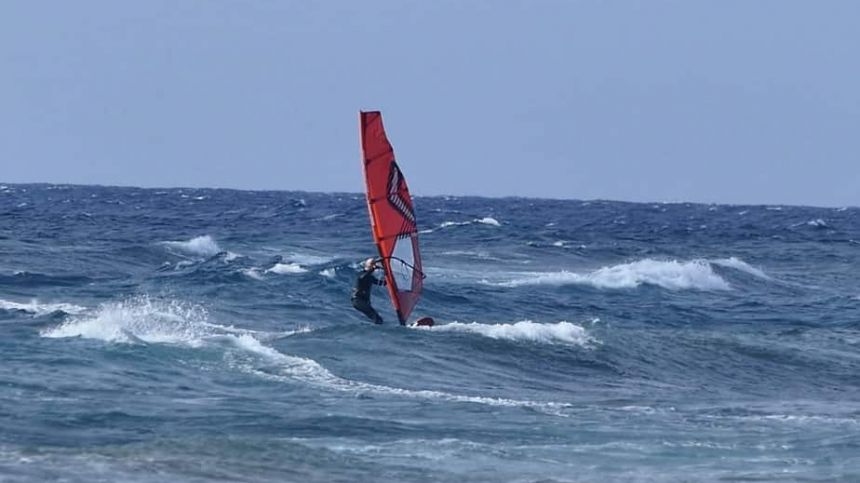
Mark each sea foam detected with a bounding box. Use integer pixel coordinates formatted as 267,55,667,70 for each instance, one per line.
267,263,308,274
0,298,86,316
711,257,771,280
422,320,593,347
493,258,733,291
234,334,570,415
161,235,222,258
42,296,569,415
40,296,307,345
423,216,501,233
41,296,214,345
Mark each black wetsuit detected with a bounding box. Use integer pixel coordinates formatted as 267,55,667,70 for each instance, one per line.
352,267,386,324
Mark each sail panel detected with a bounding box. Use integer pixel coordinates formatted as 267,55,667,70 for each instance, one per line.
359,111,423,324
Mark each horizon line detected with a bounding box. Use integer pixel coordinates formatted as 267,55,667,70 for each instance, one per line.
1,180,856,211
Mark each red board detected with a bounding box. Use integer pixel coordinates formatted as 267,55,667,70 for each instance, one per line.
359,111,424,325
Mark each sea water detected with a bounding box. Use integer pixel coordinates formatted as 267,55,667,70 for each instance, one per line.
1,184,858,481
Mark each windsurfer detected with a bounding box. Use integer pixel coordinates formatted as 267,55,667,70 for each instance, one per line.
352,257,386,324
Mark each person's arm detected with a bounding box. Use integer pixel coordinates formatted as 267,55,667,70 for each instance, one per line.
373,262,386,286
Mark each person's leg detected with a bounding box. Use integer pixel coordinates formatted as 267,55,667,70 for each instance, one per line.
352,298,383,324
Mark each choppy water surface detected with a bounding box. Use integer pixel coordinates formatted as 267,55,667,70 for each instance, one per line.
1,183,858,482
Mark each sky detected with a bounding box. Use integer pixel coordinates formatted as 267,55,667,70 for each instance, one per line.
1,1,858,207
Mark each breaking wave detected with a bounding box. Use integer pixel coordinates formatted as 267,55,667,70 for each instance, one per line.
418,320,594,346
43,296,220,345
422,216,501,233
282,252,335,266
233,335,570,415
161,235,222,258
40,296,305,345
41,296,567,415
0,298,86,316
491,259,733,290
267,263,308,274
791,219,829,229
711,257,772,280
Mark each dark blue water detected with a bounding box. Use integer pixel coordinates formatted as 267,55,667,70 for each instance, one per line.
1,183,858,482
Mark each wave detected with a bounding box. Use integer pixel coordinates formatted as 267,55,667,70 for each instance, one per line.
241,268,265,280
267,263,308,274
282,252,336,266
790,219,829,229
160,235,222,258
0,298,86,316
42,296,215,345
418,320,593,347
421,216,501,234
244,255,334,278
490,259,733,290
232,335,570,416
711,257,771,280
40,295,306,345
441,250,503,261
41,296,567,415
477,217,501,226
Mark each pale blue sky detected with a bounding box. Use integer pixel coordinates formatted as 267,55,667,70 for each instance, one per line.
1,1,858,206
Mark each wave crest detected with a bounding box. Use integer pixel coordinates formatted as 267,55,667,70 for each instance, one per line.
493,259,732,291
234,334,569,415
422,216,501,233
161,235,221,258
40,296,305,345
0,298,86,316
711,257,771,280
267,263,308,274
41,296,213,344
422,320,593,346
43,296,568,415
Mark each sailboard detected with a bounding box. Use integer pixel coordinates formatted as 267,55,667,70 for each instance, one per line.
359,111,424,325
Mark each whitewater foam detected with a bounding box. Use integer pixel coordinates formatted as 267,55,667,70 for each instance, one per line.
425,216,502,233
492,259,732,291
420,320,593,347
0,299,86,316
161,235,222,258
476,217,500,226
791,219,829,229
235,336,571,415
241,268,265,280
711,257,772,280
41,296,213,345
441,250,502,261
47,306,575,416
282,252,335,266
41,296,309,346
267,263,308,274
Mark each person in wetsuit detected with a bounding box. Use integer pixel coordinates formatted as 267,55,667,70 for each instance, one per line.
352,257,386,324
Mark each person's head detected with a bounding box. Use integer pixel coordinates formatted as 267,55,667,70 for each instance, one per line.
364,258,376,270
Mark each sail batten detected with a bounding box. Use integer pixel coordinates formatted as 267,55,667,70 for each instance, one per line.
359,111,423,325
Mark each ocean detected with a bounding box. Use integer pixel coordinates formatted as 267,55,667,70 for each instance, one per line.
1,183,858,482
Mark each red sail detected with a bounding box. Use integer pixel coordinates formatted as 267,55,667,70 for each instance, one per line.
359,111,423,324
